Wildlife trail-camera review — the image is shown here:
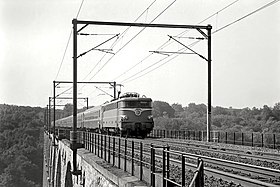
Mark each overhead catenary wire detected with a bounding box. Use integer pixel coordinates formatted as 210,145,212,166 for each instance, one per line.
76,0,159,96
75,0,85,18
120,41,199,84
112,0,240,82
78,0,176,96
119,0,279,84
86,0,177,82
80,0,157,82
54,0,85,80
54,0,239,96
213,0,280,34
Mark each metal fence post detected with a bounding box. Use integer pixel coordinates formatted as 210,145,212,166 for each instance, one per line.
88,133,91,152
140,142,143,181
273,134,276,149
225,132,227,144
150,144,155,187
131,141,134,176
166,146,170,180
87,132,90,152
196,158,204,187
118,138,121,169
113,137,115,166
251,133,254,147
181,154,185,187
234,132,236,145
108,136,111,163
94,133,97,155
101,134,103,158
104,135,107,161
261,133,264,147
124,139,127,171
97,134,100,157
84,132,87,150
162,147,166,187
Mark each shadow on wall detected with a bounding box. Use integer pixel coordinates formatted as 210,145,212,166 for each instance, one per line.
65,162,73,187
56,151,61,187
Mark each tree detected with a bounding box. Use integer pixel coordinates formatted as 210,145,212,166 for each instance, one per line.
0,104,43,187
272,102,280,121
152,101,175,118
62,103,73,117
213,106,230,115
262,105,275,121
172,103,184,117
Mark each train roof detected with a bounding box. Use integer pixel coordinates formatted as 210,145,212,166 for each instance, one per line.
84,105,102,112
106,92,152,104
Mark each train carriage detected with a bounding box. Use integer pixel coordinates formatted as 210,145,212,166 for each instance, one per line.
53,92,154,138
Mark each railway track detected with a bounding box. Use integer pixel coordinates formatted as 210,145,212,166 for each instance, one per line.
167,149,280,187
83,133,280,186
146,138,280,167
122,137,280,186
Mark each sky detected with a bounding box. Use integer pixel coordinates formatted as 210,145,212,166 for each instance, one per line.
0,0,279,109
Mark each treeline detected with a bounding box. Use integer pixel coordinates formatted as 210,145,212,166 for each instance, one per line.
0,104,44,187
152,101,280,134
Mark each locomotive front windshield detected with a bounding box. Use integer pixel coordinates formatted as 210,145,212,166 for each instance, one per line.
121,100,152,108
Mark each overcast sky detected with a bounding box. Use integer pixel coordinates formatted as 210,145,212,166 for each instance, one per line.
0,0,279,109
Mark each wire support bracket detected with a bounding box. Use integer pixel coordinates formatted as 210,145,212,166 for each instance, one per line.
149,50,195,56
78,33,119,36
77,34,119,58
168,35,208,62
77,24,89,33
196,28,208,39
171,36,206,40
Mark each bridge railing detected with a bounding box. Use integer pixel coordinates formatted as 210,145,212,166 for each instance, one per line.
83,132,150,182
189,158,204,187
150,129,280,149
83,132,205,187
150,144,204,187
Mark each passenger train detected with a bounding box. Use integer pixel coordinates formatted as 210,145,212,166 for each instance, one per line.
54,92,154,138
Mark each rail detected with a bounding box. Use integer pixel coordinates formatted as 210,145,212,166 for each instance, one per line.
150,129,280,149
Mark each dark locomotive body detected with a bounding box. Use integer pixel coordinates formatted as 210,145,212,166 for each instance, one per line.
54,92,154,138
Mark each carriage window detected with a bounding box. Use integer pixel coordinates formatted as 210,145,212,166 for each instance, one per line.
121,101,151,108
125,101,138,107
139,101,151,107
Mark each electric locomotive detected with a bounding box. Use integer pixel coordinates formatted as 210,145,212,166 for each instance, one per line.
55,92,154,138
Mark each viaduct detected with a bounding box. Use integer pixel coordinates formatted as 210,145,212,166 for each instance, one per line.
43,131,151,187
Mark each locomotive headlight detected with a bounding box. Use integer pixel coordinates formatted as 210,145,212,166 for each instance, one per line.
147,115,153,120
120,115,128,121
